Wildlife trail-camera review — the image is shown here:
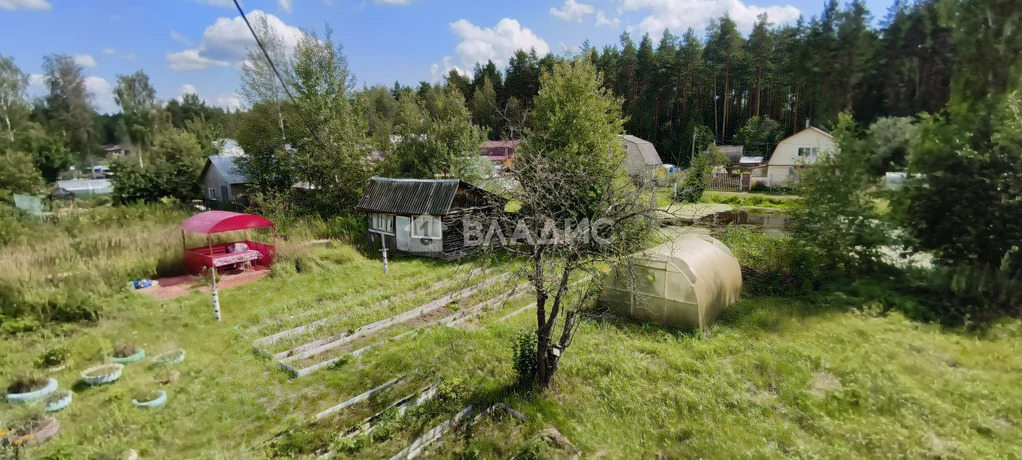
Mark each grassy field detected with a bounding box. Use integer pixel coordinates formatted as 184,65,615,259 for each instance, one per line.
2,209,1021,458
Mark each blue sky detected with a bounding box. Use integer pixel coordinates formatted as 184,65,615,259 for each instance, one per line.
0,0,893,114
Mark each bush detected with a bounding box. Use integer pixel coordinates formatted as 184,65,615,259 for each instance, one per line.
511,330,538,386
719,226,829,296
905,265,1022,327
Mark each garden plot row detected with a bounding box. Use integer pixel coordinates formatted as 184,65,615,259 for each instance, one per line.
281,275,521,377
242,264,465,335
254,267,499,355
254,269,518,378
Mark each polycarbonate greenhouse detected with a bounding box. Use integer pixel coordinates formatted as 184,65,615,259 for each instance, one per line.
603,234,742,330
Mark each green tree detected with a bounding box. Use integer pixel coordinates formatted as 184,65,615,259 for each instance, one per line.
469,76,498,137
0,151,45,200
15,122,72,182
510,59,655,389
287,25,370,214
0,54,28,144
382,86,486,183
111,129,204,203
733,116,784,158
114,70,160,163
40,54,96,160
791,112,891,271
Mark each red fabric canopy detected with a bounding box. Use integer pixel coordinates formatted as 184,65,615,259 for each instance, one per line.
180,211,274,235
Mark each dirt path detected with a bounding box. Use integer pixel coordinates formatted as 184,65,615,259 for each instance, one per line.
136,269,270,301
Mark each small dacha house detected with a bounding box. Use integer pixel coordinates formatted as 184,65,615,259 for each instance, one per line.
618,134,664,176
763,126,835,186
200,140,249,210
356,177,506,260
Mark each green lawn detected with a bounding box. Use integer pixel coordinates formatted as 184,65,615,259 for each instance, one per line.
3,241,1021,458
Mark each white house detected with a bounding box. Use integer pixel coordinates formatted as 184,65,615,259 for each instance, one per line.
762,126,835,186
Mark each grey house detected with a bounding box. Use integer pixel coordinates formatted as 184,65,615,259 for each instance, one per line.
200,156,249,209
618,134,664,175
356,177,506,259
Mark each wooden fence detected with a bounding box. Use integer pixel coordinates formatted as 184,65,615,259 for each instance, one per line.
708,173,743,191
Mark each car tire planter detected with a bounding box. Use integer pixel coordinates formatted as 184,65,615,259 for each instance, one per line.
150,349,185,366
21,416,60,446
131,390,167,408
44,390,73,412
81,363,124,386
109,349,146,364
5,378,58,404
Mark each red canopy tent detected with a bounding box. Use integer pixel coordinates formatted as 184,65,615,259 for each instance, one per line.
180,211,276,275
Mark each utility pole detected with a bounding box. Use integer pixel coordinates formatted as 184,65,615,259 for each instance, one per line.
690,131,696,164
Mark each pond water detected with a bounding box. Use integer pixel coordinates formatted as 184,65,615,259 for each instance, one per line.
697,209,790,238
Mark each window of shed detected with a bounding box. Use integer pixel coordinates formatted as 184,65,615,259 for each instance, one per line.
370,213,394,234
413,216,442,239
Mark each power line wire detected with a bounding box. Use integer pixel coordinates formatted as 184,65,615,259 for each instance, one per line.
232,0,330,153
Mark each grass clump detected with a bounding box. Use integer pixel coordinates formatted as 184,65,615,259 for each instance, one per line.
112,345,140,358
6,376,48,395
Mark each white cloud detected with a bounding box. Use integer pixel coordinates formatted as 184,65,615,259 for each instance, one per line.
595,11,621,27
102,48,136,60
215,94,243,111
167,49,230,71
550,0,594,22
278,0,292,12
447,18,549,71
74,54,97,68
622,0,801,36
180,84,199,96
0,0,51,11
86,76,118,113
170,30,193,46
167,10,304,71
429,56,468,82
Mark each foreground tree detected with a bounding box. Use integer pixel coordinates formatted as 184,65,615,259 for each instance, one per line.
493,59,657,389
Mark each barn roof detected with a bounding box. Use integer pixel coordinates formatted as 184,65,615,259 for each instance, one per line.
356,178,464,215
619,134,663,166
203,156,249,185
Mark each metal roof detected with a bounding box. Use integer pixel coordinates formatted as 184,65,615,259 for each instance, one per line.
204,156,249,185
619,134,663,166
739,156,765,165
356,177,463,215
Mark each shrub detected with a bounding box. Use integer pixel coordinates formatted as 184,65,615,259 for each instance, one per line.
511,330,538,386
905,265,1022,326
36,346,69,368
720,226,829,296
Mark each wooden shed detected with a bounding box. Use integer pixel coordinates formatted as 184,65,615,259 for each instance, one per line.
355,177,506,260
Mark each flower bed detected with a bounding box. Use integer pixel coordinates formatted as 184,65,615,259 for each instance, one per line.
81,364,124,386
6,377,58,404
131,390,167,408
150,349,186,366
44,390,72,412
109,346,146,364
